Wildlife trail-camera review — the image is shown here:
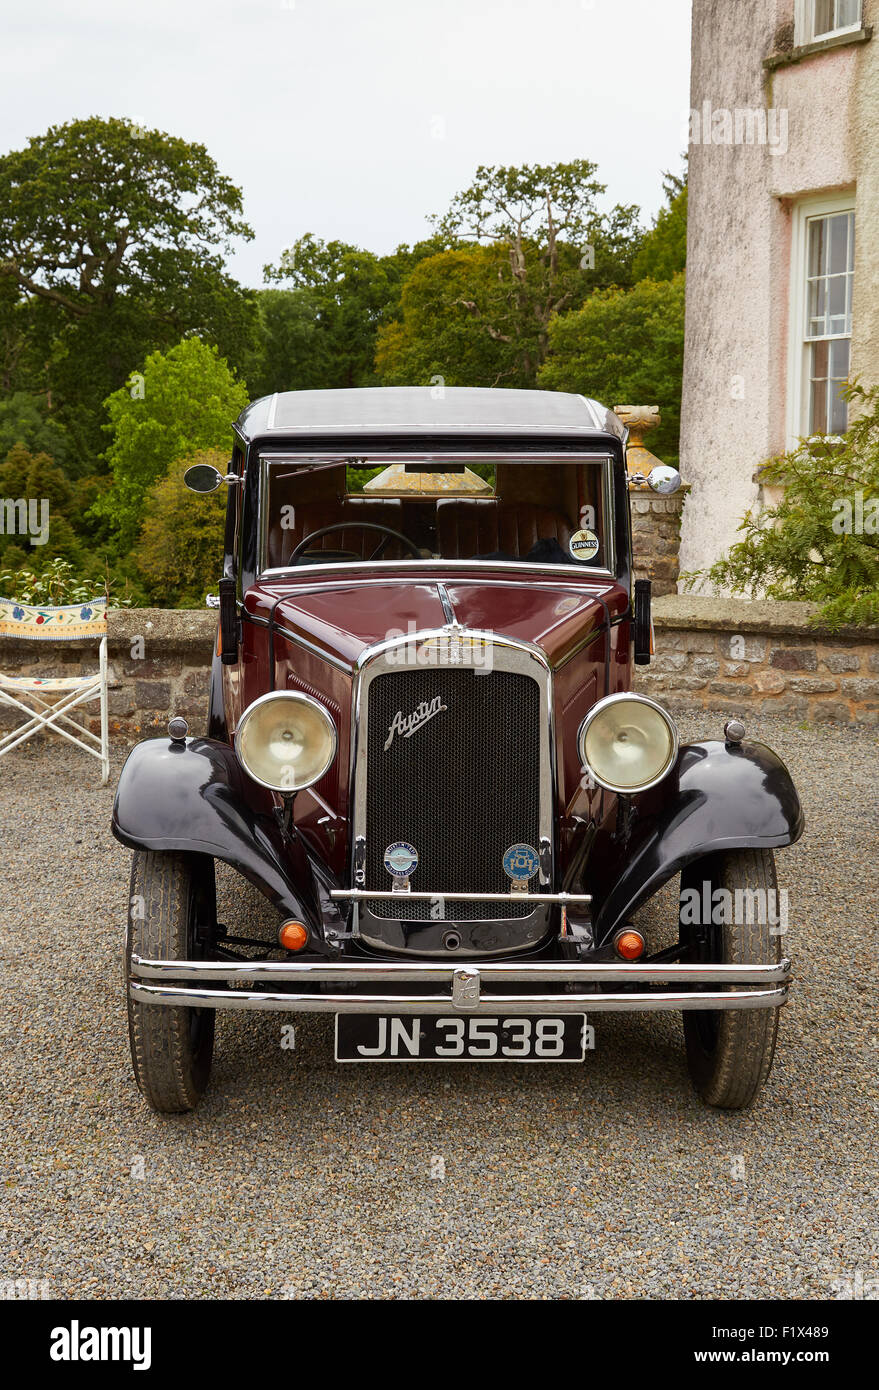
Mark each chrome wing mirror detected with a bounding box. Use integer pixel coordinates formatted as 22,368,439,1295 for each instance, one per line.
629,464,681,495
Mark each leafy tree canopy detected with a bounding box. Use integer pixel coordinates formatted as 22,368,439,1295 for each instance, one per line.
261,233,449,390
247,287,327,399
631,167,688,282
0,117,257,455
379,160,645,382
0,116,252,318
375,244,523,387
133,447,228,608
539,273,686,463
0,444,76,567
95,337,248,550
0,392,74,471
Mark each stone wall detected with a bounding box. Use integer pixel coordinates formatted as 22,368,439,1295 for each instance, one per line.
629,486,687,598
1,598,877,742
639,596,879,725
0,609,217,740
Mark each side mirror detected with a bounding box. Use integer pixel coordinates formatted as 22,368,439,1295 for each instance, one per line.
184,463,224,493
647,464,681,495
629,464,682,495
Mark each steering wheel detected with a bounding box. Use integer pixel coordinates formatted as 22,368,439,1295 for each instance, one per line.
287,522,422,564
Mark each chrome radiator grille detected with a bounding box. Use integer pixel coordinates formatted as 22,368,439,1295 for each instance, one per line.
363,667,541,920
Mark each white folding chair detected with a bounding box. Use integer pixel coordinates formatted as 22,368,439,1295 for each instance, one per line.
0,596,110,784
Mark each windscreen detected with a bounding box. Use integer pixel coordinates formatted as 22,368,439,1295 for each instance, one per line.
262,456,611,571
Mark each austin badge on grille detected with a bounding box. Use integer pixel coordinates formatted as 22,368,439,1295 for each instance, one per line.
384,695,447,750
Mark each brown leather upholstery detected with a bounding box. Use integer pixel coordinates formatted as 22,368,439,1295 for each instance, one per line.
436,499,574,559
268,498,406,567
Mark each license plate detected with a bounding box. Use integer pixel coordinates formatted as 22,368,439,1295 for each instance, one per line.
334,1013,587,1062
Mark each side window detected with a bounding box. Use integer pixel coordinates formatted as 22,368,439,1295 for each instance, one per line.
788,197,855,445
796,0,862,44
804,209,855,434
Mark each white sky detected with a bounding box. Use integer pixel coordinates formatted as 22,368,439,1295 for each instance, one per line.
0,0,692,288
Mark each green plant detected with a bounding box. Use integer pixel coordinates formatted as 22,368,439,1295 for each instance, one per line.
683,381,879,629
0,556,127,605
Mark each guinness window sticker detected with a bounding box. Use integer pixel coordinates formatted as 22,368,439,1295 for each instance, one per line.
569,528,600,562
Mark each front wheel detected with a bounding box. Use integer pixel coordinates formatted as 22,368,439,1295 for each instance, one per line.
126,850,216,1113
680,848,782,1110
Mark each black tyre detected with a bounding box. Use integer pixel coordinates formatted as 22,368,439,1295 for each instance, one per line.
680,848,781,1110
126,850,216,1113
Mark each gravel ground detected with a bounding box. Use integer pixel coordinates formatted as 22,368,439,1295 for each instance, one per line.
1,714,877,1301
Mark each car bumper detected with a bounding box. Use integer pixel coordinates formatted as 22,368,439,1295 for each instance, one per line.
129,955,791,1014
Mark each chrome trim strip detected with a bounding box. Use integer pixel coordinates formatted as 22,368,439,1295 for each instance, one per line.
260,559,614,582
330,889,591,904
435,582,457,626
254,424,616,436
129,983,789,1014
258,450,617,463
245,613,352,673
130,955,791,985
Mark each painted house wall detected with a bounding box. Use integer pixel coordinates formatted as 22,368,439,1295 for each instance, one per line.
679,0,877,581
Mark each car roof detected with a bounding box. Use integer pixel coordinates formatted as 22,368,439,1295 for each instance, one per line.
233,386,626,445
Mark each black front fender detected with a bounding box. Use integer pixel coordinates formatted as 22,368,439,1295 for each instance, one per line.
112,736,322,933
592,739,804,940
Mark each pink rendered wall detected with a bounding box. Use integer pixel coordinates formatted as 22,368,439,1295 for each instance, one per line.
679,0,874,582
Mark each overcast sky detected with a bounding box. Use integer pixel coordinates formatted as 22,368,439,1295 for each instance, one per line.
0,0,692,288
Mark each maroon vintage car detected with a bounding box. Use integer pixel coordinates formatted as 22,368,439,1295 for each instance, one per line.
113,387,803,1113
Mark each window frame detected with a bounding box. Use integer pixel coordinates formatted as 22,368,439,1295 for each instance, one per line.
794,0,864,45
256,451,618,580
786,192,856,447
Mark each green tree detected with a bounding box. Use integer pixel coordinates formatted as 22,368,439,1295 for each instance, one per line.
96,337,248,549
0,444,76,563
0,441,34,497
428,161,644,380
375,245,521,386
262,234,447,390
631,168,688,283
684,381,879,629
0,396,73,472
0,117,257,454
132,447,228,606
247,287,330,398
539,274,686,463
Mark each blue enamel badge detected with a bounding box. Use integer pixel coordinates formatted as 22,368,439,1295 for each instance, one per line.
502,843,539,882
384,841,419,878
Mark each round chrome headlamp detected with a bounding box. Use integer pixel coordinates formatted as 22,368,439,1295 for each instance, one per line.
578,693,678,794
235,692,337,793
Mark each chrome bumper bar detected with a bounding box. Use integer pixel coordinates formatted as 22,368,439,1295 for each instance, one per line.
329,889,592,904
129,955,791,1015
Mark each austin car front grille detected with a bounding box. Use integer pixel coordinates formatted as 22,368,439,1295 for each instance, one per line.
364,667,541,919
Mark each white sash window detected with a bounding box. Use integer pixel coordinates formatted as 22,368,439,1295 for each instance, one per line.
795,0,863,44
787,196,856,443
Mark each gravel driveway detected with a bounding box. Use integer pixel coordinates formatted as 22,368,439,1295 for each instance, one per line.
1,715,877,1300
